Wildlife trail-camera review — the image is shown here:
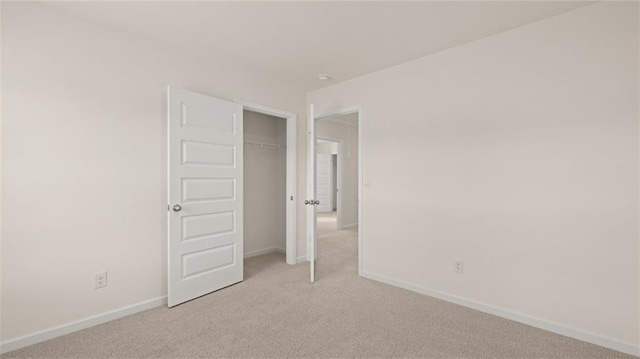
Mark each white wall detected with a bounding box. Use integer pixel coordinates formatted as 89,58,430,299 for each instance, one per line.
316,140,338,155
0,2,308,344
243,111,287,257
309,1,639,352
316,116,359,227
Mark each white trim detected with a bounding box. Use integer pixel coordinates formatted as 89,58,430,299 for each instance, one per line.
324,117,357,128
237,101,294,119
296,255,308,264
341,223,358,229
313,105,364,277
362,271,640,358
316,136,344,229
237,101,297,266
243,247,285,259
357,106,363,277
285,115,297,265
0,296,167,355
315,106,361,121
307,104,317,282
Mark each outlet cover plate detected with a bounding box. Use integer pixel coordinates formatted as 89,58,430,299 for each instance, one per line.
95,271,107,289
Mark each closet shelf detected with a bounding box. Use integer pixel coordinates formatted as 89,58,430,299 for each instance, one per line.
244,140,286,149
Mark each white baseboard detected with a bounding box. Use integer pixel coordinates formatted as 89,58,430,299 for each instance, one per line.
296,255,307,264
361,271,639,357
0,296,167,355
340,223,358,229
243,247,285,259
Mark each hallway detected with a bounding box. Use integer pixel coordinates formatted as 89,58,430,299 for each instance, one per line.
316,211,358,278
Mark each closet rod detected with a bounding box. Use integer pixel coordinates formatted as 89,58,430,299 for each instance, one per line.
244,140,286,149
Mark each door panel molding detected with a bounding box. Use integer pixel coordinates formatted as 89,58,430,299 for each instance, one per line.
168,87,243,307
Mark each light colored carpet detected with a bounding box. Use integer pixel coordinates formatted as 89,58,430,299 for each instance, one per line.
4,212,633,358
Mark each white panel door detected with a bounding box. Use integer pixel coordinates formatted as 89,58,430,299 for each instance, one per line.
316,153,333,212
306,104,317,283
168,87,243,307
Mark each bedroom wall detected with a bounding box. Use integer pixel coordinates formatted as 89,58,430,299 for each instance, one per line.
308,1,639,353
0,2,307,345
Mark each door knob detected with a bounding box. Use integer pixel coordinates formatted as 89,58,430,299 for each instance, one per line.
313,200,320,205
304,200,310,205
172,204,182,212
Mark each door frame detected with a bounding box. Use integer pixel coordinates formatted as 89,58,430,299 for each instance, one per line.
314,105,363,276
316,136,344,229
237,101,297,265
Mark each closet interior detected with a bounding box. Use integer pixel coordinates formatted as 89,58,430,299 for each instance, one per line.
243,110,287,261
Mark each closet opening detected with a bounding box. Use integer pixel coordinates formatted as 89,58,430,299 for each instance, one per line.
242,109,293,272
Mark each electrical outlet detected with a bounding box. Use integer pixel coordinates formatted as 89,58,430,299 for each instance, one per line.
454,259,463,273
95,271,107,289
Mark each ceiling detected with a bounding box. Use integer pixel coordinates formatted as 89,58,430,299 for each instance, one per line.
46,1,593,93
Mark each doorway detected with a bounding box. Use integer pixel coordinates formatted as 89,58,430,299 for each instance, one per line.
167,87,297,307
243,110,288,264
307,108,362,282
241,102,297,265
